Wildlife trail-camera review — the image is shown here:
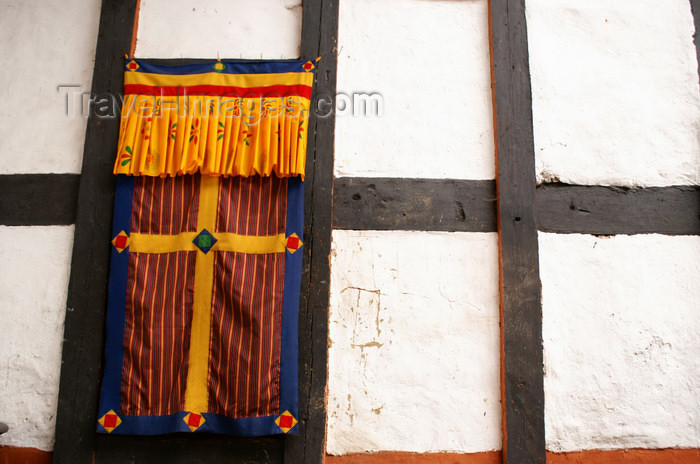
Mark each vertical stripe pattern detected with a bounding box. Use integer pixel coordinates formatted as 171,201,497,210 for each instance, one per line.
208,175,288,417
121,175,200,415
216,175,288,236
131,175,200,234
121,250,196,415
208,251,285,417
120,174,289,418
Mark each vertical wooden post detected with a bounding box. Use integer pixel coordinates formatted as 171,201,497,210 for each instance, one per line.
53,1,138,462
489,1,546,462
286,0,339,463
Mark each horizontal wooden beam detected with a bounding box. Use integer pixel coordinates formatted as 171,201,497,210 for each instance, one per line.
0,174,79,226
332,177,497,232
4,174,697,238
537,183,700,235
332,178,700,236
94,435,282,464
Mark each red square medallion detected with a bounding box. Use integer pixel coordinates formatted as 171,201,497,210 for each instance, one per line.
103,414,118,428
279,414,293,429
188,413,202,427
287,236,299,250
115,235,127,249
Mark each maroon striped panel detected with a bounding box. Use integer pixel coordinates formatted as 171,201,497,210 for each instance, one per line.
131,174,200,235
208,251,285,417
121,250,196,416
207,175,288,417
216,175,287,236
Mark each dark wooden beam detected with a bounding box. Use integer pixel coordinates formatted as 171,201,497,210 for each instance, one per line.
95,435,281,464
53,1,138,462
285,1,338,463
331,177,699,236
5,171,695,238
0,174,79,226
333,178,497,232
489,0,546,462
538,184,700,235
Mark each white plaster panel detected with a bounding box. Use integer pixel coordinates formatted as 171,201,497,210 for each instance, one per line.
540,233,700,451
0,226,74,451
335,0,495,179
526,0,700,187
0,0,101,174
135,0,302,59
327,230,501,454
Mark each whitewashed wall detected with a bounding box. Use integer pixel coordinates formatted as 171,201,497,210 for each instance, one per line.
334,0,494,179
0,0,101,174
0,0,101,452
328,0,499,455
0,227,75,451
528,0,700,453
327,231,500,454
4,0,697,456
135,0,302,59
527,0,700,187
540,233,700,451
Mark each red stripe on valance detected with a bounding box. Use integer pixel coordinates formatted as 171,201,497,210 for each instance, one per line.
124,84,313,99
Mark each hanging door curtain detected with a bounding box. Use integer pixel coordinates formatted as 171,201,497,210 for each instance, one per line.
97,58,315,436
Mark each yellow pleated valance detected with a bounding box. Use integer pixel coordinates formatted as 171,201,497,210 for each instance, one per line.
113,59,315,179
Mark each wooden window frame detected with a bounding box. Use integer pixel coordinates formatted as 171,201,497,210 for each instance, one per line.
53,1,337,462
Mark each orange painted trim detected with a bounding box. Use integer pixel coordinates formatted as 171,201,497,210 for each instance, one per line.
325,451,502,464
326,449,700,464
0,446,52,464
485,0,507,461
129,0,141,57
547,449,700,464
